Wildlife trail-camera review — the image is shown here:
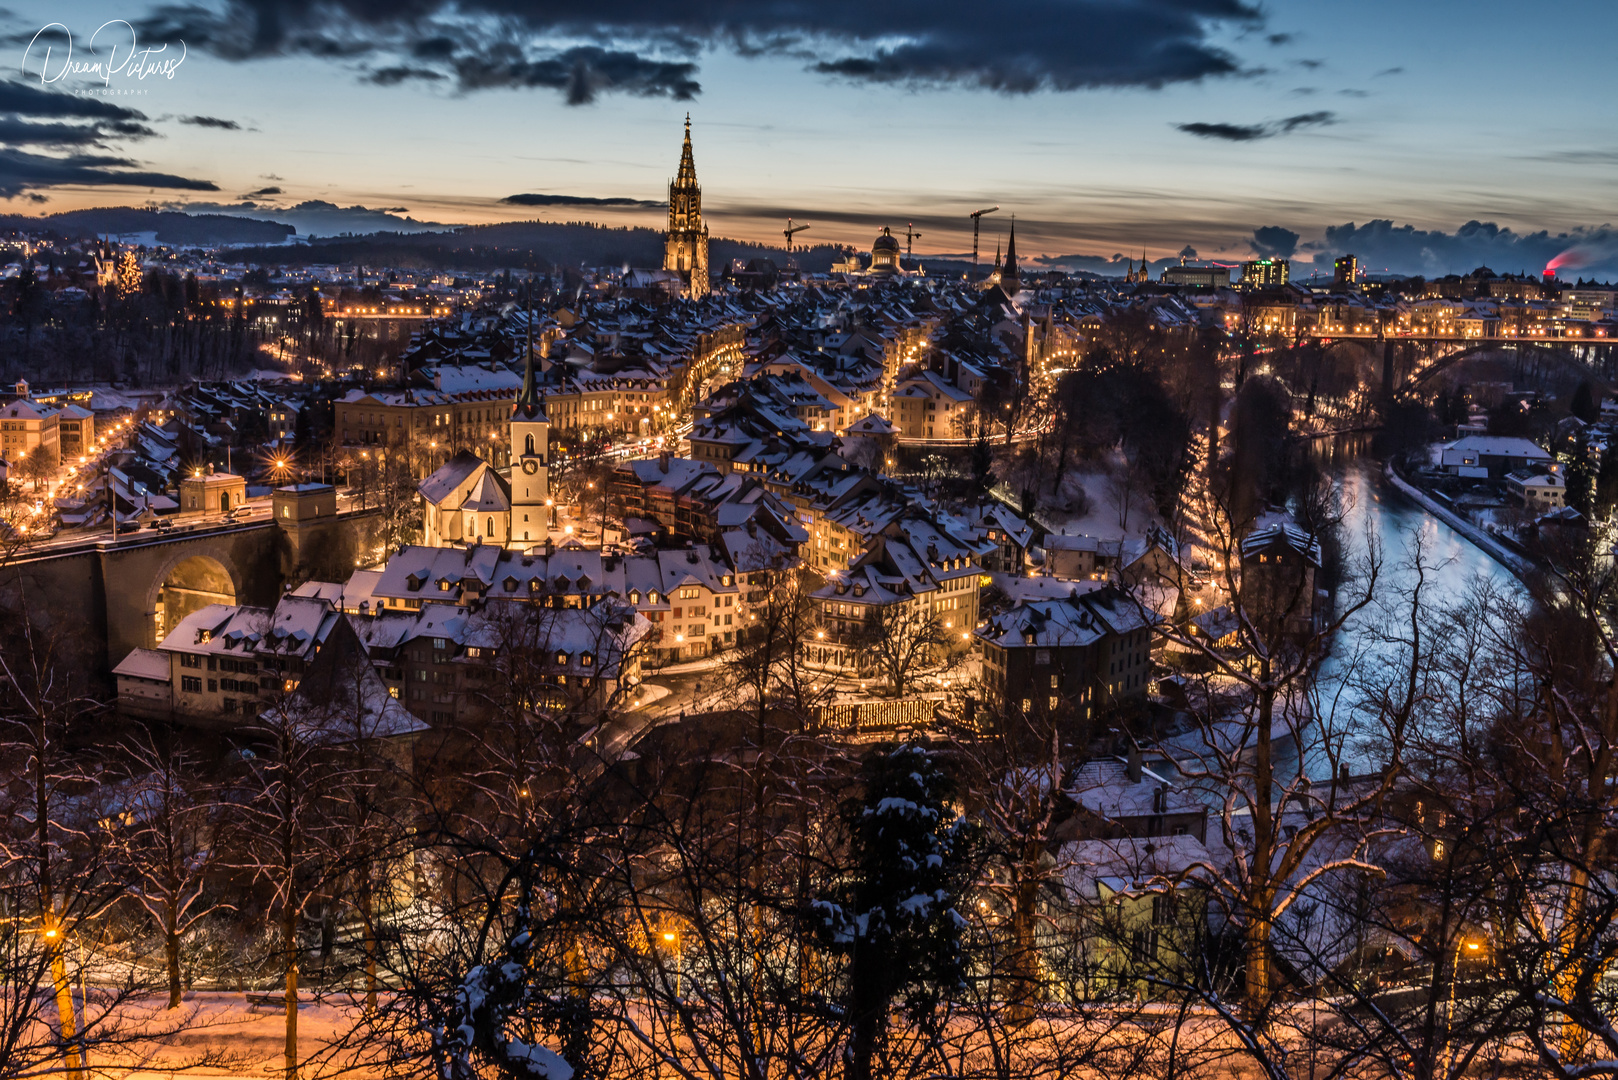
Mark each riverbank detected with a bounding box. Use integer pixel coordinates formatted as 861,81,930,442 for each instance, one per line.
1381,462,1536,578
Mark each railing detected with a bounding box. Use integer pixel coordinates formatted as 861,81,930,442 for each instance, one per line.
815,698,938,735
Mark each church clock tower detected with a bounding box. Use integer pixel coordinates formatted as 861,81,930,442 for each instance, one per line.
509,343,550,545
663,115,710,299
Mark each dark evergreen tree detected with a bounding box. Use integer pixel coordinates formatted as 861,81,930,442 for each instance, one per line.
816,744,979,1080
1571,380,1600,425
1562,434,1594,516
969,431,994,496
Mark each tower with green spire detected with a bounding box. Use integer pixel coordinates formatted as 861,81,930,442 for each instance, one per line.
663,114,710,299
509,323,550,545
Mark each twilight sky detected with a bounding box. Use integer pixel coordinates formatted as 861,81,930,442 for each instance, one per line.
5,0,1618,277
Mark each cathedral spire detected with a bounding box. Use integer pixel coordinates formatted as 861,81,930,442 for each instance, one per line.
676,112,697,184
665,115,709,298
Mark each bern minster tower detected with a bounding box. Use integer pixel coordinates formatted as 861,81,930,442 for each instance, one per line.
664,115,710,299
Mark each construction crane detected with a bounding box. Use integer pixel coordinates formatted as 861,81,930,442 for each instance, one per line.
970,206,999,271
902,223,921,267
783,218,811,251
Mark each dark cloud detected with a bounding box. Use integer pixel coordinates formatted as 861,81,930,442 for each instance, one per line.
0,79,195,197
1295,58,1322,69
369,66,445,85
448,45,701,104
1266,32,1294,45
0,80,147,121
1277,110,1333,132
1374,67,1403,77
1249,225,1299,258
1538,149,1618,165
0,149,219,199
1307,219,1618,278
502,192,663,208
1177,121,1268,141
0,117,154,147
137,0,1260,104
1338,88,1368,98
180,115,242,129
1179,244,1198,258
1178,110,1335,141
240,185,281,197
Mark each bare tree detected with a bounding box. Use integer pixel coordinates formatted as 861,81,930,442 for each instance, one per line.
111,723,230,1009
858,601,953,698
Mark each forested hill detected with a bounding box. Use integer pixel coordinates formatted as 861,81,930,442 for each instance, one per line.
0,208,295,246
225,220,858,274
0,209,991,276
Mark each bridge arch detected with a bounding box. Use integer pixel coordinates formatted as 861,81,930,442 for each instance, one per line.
146,545,245,647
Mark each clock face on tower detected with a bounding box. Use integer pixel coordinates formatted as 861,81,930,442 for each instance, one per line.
521,459,538,475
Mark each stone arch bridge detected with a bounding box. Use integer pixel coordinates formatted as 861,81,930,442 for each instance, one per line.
0,506,379,685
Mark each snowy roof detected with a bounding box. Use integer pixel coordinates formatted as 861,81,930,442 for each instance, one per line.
1068,758,1204,821
113,647,170,682
976,587,1149,650
1440,435,1552,459
1060,834,1218,900
459,467,512,512
419,450,488,505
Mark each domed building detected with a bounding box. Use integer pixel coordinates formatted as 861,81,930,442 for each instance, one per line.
869,226,903,275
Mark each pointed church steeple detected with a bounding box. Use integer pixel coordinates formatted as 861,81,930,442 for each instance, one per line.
664,114,709,298
513,281,545,421
676,113,697,184
513,339,545,420
1001,215,1020,289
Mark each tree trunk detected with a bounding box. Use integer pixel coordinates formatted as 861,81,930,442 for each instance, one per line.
284,902,300,1080
49,931,82,1080
1008,867,1040,1027
1243,677,1277,1026
166,905,182,1008
360,873,378,1014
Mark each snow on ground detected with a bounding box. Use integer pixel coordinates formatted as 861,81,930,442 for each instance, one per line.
1029,457,1159,547
80,990,386,1079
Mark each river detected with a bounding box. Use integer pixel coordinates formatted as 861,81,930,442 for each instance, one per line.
1312,447,1526,777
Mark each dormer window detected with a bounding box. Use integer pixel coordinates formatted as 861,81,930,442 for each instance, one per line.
439,579,452,591
629,590,641,604
581,652,594,668
555,651,570,666
504,578,517,592
407,574,423,592
721,575,732,586
648,591,659,604
529,578,540,592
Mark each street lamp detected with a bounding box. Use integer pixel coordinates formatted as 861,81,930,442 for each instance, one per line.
662,930,683,999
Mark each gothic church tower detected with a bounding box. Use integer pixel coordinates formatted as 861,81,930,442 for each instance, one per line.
508,338,550,545
663,115,710,299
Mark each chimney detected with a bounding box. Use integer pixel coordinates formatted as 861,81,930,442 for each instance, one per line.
1153,784,1167,814
1126,746,1143,784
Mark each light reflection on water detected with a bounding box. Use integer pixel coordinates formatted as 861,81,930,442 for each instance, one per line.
1311,456,1525,777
